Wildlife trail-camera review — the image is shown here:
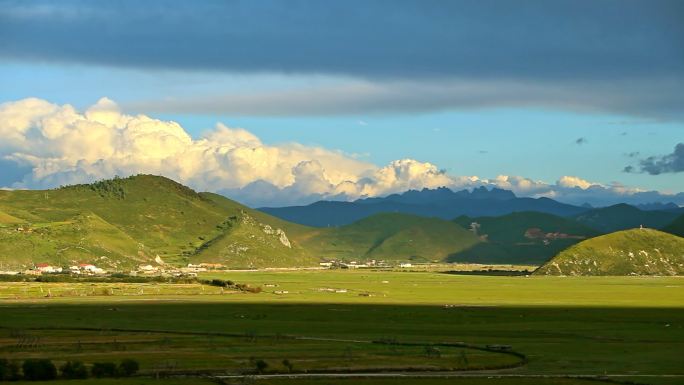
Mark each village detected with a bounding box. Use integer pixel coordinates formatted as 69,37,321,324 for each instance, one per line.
0,262,227,278
0,259,419,277
319,259,413,269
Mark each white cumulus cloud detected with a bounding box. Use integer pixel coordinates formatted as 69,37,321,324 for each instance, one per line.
0,98,450,203
0,97,681,207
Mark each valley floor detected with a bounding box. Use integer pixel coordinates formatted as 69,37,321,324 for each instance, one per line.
1,271,683,385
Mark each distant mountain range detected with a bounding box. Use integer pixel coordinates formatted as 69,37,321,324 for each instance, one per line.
260,187,588,227
260,186,682,230
635,202,683,212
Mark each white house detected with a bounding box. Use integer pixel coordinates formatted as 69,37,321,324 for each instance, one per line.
35,263,62,273
79,263,105,274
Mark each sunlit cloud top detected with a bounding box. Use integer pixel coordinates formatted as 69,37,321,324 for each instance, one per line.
1,97,682,207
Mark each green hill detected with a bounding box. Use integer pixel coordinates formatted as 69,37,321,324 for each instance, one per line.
573,204,679,233
0,175,316,269
297,213,480,262
449,211,600,265
535,228,684,276
663,214,684,237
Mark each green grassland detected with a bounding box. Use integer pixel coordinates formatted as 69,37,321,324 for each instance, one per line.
450,212,601,265
259,379,629,385
0,213,150,269
0,175,316,269
0,271,683,385
536,229,684,276
297,213,480,262
7,378,615,385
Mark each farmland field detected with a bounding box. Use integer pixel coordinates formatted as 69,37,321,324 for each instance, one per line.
1,271,683,385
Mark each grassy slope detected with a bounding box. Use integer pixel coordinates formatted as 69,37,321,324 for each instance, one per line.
2,272,684,385
0,212,149,269
573,203,679,233
535,228,684,276
0,209,23,224
0,175,316,269
297,213,480,262
449,212,601,265
663,214,684,237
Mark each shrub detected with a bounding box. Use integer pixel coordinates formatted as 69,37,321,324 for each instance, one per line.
205,278,235,287
117,359,139,377
91,362,117,378
282,359,293,373
236,283,262,293
22,359,57,381
254,359,268,374
0,359,20,381
60,360,88,379
424,346,441,358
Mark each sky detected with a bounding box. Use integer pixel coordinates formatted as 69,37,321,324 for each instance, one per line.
0,0,683,207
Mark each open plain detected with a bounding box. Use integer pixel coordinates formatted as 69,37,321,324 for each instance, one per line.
1,271,683,385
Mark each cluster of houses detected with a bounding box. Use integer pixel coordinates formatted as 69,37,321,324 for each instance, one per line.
132,262,226,277
0,261,230,278
318,260,413,269
0,263,107,276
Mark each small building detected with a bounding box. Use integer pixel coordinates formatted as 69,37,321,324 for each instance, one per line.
183,265,207,272
35,263,62,273
138,264,158,274
79,263,105,274
400,263,413,268
198,263,224,270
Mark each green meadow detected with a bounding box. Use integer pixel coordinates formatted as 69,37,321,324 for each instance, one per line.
0,271,683,384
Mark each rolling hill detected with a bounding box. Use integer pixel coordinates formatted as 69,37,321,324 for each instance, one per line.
0,175,316,269
295,212,481,262
535,228,684,276
449,212,601,265
663,214,684,237
573,203,680,233
260,187,588,227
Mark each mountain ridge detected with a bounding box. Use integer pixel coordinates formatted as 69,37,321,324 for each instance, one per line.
0,175,317,269
573,203,680,233
448,211,601,265
260,187,588,227
295,212,481,263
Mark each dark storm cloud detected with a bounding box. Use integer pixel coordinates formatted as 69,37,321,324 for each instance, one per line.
627,143,684,175
1,0,682,80
124,77,684,118
2,0,683,119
